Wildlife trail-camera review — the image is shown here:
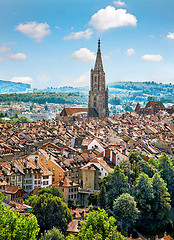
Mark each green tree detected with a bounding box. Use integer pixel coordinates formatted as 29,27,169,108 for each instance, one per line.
134,173,154,228
157,153,174,206
151,173,171,224
139,160,158,178
68,199,77,210
0,193,39,240
129,150,146,184
40,227,65,240
113,193,139,236
101,165,128,208
0,112,5,118
67,208,126,240
88,193,99,206
24,194,37,206
31,193,72,233
38,185,65,201
98,184,107,209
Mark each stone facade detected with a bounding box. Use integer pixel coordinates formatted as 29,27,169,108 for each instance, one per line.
88,40,109,119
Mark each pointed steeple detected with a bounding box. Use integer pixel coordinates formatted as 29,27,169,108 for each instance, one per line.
94,39,103,71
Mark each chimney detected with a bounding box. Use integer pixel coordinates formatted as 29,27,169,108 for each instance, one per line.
164,232,167,237
155,236,158,240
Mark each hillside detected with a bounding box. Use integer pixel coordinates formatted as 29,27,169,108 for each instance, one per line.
0,80,31,94
108,81,174,102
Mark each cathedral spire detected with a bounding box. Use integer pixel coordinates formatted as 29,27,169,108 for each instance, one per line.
94,39,103,71
88,39,109,119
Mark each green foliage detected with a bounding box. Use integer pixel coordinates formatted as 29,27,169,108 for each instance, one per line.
128,150,146,185
139,160,158,178
98,184,107,209
0,92,88,105
0,193,39,240
38,185,65,201
40,227,65,240
68,199,77,210
88,193,99,206
157,153,174,206
0,112,5,118
113,193,139,235
67,208,126,240
101,165,128,208
133,172,171,233
109,81,174,103
151,173,171,222
129,150,146,165
24,194,38,206
31,193,72,233
134,173,154,226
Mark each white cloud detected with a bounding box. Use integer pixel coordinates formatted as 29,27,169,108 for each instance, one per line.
55,26,61,30
15,22,51,42
66,72,89,86
71,48,96,62
149,35,155,39
9,53,27,60
126,48,135,56
64,28,93,40
167,32,174,39
141,54,163,62
0,44,11,53
89,6,137,31
114,1,126,7
10,76,33,84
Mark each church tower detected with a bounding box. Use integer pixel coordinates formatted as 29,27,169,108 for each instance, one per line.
88,39,109,118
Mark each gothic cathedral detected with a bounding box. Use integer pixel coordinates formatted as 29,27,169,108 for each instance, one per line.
88,39,109,119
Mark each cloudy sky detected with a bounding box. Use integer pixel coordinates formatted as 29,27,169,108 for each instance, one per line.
0,0,174,88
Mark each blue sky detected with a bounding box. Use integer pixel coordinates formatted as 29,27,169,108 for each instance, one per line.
0,0,174,88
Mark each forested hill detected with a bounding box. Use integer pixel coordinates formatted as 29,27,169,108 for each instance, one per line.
0,80,31,94
108,81,174,102
0,81,173,105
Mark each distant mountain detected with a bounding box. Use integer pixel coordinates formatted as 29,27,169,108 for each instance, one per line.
0,80,31,94
33,86,89,94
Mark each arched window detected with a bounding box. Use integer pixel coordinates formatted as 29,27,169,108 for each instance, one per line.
94,97,96,108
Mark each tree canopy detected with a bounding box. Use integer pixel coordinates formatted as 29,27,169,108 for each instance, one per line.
0,193,39,240
31,193,72,233
113,193,139,235
67,208,126,240
40,227,65,240
101,165,128,208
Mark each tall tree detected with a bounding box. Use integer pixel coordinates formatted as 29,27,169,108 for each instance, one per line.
0,193,39,240
157,153,174,206
38,185,65,201
151,173,171,223
134,173,154,228
113,193,140,236
139,160,158,178
31,193,72,233
98,184,107,209
101,165,128,208
67,209,126,240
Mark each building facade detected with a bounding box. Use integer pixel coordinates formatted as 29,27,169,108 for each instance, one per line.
88,40,109,119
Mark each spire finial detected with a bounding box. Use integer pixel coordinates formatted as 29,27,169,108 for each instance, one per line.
98,38,101,52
